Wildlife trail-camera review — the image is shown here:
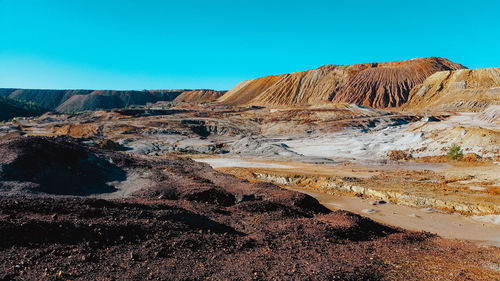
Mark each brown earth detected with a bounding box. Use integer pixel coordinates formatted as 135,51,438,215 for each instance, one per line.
52,123,102,138
387,150,413,161
0,136,499,280
218,57,464,108
404,68,500,112
173,89,226,104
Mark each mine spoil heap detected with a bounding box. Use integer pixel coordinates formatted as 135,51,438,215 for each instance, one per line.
218,57,465,108
173,89,226,104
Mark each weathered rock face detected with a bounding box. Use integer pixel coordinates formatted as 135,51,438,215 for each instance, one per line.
249,172,500,215
218,57,465,108
476,105,500,125
173,89,226,104
404,68,500,112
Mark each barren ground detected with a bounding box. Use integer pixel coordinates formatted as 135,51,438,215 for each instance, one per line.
1,104,499,279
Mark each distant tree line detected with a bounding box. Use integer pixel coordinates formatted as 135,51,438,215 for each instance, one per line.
0,96,48,121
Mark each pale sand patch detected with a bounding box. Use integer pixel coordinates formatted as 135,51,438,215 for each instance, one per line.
193,158,292,169
473,215,500,225
282,126,425,160
289,187,500,247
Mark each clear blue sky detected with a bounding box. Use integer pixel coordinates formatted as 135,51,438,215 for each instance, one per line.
1,0,499,90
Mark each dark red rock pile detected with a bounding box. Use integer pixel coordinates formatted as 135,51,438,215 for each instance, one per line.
0,137,125,195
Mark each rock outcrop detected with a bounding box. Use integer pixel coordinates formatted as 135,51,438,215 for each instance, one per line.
404,68,500,112
173,89,226,104
218,57,465,108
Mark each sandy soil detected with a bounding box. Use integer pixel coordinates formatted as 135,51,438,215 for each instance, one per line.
193,157,293,169
290,187,500,247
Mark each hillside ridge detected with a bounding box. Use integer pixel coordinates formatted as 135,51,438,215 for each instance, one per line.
218,57,465,108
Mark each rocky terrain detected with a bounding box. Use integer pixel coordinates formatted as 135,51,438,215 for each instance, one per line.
218,57,464,108
1,57,499,279
0,136,499,280
6,103,500,218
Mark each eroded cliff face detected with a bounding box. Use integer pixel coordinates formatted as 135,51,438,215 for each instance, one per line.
216,167,500,216
252,172,500,215
404,68,500,112
218,57,465,108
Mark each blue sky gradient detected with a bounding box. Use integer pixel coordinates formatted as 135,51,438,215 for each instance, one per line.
0,0,499,90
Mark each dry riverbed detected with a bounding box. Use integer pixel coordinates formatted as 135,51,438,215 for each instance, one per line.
195,156,500,246
291,187,500,247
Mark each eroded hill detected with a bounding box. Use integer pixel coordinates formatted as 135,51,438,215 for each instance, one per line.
0,96,48,121
218,57,465,108
173,89,226,104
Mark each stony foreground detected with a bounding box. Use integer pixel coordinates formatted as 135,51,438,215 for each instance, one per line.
0,137,499,280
